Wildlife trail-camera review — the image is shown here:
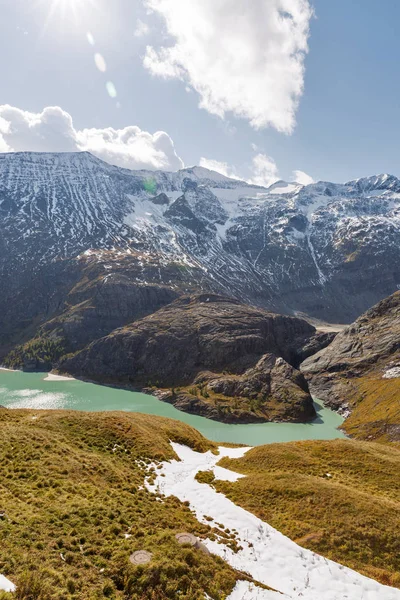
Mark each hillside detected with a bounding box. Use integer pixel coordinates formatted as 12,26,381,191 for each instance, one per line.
57,295,325,424
2,152,400,363
302,291,400,441
0,409,265,600
1,410,400,599
215,439,400,588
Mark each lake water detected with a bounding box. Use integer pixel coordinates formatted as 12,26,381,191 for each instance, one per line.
0,370,345,446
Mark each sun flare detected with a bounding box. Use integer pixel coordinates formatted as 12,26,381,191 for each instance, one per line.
39,0,97,30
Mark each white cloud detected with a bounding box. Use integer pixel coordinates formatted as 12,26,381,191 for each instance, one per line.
199,157,239,179
199,153,279,187
292,169,314,185
0,105,184,171
201,153,279,186
249,154,279,186
0,137,10,152
143,0,313,133
201,153,313,188
0,117,11,152
134,19,150,37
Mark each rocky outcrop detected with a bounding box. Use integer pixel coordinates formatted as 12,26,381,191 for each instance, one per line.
302,291,400,440
59,295,317,424
151,353,315,424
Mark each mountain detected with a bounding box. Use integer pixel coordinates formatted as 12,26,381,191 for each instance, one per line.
58,294,324,424
302,291,400,441
1,152,400,357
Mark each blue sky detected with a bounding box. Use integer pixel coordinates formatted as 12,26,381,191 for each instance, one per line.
0,0,399,183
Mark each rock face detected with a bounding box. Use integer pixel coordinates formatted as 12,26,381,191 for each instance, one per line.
0,251,203,364
2,152,400,361
302,291,400,440
59,295,317,424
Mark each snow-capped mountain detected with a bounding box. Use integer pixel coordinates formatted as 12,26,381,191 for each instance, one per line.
1,151,400,337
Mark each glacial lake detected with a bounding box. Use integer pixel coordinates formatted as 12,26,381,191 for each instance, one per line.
0,370,345,446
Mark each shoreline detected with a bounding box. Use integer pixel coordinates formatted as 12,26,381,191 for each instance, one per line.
43,373,77,382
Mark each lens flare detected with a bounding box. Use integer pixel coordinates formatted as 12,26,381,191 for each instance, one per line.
94,53,107,73
106,81,117,98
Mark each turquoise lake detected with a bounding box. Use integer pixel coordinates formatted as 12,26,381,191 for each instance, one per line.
0,369,345,446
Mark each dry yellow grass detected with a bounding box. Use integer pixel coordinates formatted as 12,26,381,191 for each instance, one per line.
343,377,400,441
0,409,257,600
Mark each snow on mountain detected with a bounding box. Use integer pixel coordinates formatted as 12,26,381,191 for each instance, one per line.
1,151,400,322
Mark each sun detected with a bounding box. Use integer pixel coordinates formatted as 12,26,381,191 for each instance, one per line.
38,0,98,31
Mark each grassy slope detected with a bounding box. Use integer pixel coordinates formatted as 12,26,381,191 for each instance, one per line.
0,410,256,600
342,377,400,441
216,439,400,588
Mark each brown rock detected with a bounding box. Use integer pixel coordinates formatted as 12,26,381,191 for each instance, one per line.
60,295,317,424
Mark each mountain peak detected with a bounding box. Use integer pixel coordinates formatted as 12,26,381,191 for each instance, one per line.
180,165,244,184
348,173,400,191
266,180,302,194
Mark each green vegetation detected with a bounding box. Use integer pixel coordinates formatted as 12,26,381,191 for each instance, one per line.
215,438,400,588
0,410,258,599
3,337,66,370
343,377,400,442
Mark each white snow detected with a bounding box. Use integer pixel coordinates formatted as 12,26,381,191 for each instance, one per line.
146,443,400,600
212,465,245,482
286,228,306,244
0,574,16,593
226,580,283,599
186,166,237,183
383,366,400,379
267,181,301,195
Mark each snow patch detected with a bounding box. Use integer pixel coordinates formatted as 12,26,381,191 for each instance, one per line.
0,574,16,593
146,443,400,600
212,465,245,482
383,366,400,379
267,181,301,195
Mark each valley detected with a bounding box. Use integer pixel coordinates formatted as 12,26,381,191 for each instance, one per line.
1,152,400,599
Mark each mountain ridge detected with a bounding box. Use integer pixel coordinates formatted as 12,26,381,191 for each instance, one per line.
1,150,400,361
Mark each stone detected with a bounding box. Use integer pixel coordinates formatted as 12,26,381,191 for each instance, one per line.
129,550,152,565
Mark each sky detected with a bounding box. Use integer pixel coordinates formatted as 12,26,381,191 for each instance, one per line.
0,0,399,185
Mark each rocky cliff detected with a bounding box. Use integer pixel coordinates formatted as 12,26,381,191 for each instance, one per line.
302,291,400,441
59,295,322,424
